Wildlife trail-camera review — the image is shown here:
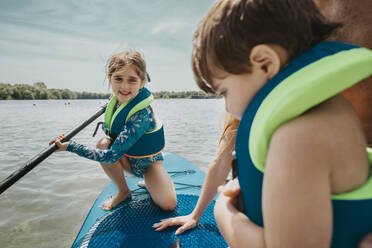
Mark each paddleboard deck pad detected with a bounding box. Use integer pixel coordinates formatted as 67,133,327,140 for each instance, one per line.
71,151,227,248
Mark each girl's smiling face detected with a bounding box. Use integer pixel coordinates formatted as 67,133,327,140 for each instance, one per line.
110,65,145,104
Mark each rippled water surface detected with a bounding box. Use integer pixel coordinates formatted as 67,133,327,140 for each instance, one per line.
0,99,224,248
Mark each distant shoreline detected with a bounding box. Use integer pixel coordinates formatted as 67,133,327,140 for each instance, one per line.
0,82,221,100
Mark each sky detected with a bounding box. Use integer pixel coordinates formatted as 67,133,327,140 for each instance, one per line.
0,0,216,93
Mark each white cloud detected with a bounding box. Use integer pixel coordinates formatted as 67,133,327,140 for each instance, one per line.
151,21,192,35
0,0,215,92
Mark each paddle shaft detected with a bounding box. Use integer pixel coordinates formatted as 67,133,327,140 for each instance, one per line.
0,103,107,195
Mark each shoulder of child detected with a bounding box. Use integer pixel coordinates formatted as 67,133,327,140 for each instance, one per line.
262,99,338,247
267,94,368,191
261,95,368,246
128,106,153,121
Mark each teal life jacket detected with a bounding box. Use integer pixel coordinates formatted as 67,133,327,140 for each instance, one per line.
104,87,165,158
235,41,372,248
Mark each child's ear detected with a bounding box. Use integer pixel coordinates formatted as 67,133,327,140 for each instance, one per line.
249,44,282,80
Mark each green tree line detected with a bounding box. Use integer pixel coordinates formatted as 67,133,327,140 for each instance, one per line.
153,91,220,99
0,82,220,100
0,82,111,100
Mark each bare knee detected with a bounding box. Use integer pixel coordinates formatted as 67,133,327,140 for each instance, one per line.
156,194,177,211
144,162,177,211
96,137,111,149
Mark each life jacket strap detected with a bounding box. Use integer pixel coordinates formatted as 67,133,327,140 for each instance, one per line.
92,122,105,137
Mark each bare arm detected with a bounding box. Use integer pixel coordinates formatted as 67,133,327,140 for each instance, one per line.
263,122,333,247
215,117,334,248
154,126,235,234
192,131,235,219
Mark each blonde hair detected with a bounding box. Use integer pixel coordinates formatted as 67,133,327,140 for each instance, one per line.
106,50,149,82
215,112,240,160
219,113,239,145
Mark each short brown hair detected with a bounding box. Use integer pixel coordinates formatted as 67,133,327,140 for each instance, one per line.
107,50,148,82
192,0,342,93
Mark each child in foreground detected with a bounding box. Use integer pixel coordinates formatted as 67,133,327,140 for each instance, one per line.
192,0,372,247
50,50,176,211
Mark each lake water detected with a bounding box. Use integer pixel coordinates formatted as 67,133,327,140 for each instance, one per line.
0,99,225,248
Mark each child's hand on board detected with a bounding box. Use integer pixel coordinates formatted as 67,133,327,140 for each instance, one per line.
153,214,198,235
49,134,69,151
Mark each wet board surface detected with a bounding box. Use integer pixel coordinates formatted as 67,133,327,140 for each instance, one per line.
71,151,227,248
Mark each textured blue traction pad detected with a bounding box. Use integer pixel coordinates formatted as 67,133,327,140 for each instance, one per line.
75,194,227,248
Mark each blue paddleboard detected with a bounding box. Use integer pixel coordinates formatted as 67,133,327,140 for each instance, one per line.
71,151,227,248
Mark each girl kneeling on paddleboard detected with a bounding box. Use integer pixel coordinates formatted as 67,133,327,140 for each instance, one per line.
50,50,176,211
